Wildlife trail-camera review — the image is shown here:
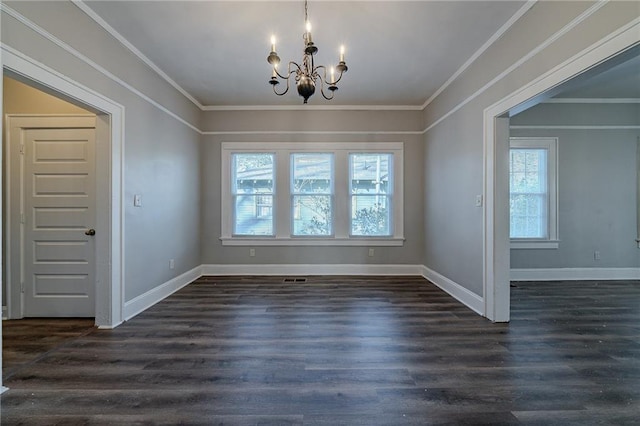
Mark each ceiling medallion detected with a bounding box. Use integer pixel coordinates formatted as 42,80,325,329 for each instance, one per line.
267,0,348,104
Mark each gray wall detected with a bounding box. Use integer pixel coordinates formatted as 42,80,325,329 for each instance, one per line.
200,109,425,266
2,1,202,302
2,0,638,312
510,103,640,269
422,0,640,296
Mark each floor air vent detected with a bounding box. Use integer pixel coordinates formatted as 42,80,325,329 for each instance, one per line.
283,277,307,283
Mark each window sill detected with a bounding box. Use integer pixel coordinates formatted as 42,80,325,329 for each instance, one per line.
511,240,559,249
220,237,405,247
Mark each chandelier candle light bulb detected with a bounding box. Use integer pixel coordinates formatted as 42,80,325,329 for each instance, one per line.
305,21,313,45
266,0,348,103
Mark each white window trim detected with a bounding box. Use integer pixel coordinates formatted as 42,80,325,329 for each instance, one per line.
221,142,404,246
509,137,559,249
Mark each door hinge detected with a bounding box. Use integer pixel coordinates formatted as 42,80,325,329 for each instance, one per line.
19,144,25,155
21,213,26,224
20,282,25,293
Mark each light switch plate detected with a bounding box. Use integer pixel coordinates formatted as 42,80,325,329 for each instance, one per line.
134,194,142,207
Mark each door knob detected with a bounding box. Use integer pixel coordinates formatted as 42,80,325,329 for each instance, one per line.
85,228,96,236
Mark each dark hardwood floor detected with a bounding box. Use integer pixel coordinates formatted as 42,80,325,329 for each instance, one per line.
2,276,639,425
2,318,95,378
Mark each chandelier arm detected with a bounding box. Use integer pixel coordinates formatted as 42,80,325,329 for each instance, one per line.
313,64,345,86
273,82,290,97
331,70,346,85
315,65,333,85
319,82,336,101
274,61,302,80
314,64,327,77
314,72,335,101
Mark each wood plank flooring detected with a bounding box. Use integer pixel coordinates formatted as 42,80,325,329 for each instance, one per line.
2,318,95,378
2,276,639,425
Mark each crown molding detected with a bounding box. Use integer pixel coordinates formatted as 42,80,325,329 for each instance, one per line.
510,125,640,130
544,98,640,104
421,0,537,110
72,0,205,110
203,130,424,136
423,0,611,134
2,3,201,134
202,104,423,111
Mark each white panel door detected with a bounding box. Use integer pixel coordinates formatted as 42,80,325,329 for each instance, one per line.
22,125,96,317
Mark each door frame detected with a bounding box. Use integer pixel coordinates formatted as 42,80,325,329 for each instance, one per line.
6,115,98,318
483,21,640,322
2,46,125,328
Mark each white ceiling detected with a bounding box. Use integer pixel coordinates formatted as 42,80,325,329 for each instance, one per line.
82,0,528,108
80,1,640,108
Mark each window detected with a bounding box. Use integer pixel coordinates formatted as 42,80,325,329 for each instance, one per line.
350,153,392,236
291,153,334,236
232,153,274,236
509,137,558,249
221,142,404,246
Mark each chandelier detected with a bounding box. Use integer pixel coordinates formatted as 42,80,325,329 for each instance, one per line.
267,0,348,104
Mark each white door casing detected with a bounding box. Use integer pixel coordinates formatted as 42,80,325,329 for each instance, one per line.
4,42,125,330
7,115,97,317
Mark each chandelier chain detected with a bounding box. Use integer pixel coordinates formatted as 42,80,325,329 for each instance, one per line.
304,0,308,24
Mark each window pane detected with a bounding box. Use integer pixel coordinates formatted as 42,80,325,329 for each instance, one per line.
351,154,391,194
351,195,390,236
233,153,274,235
292,195,332,235
292,153,333,236
234,195,273,235
234,154,274,192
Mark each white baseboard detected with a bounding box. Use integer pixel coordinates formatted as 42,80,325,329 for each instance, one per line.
97,321,123,330
511,267,640,281
123,265,203,321
122,263,486,323
2,306,7,320
420,266,485,316
201,263,424,276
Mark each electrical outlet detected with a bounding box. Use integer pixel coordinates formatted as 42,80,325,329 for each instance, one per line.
594,251,601,261
250,248,256,257
169,259,175,269
368,248,375,257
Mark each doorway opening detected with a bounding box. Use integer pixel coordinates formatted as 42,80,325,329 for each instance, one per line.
483,28,640,322
4,77,98,319
1,49,124,328
1,48,125,392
